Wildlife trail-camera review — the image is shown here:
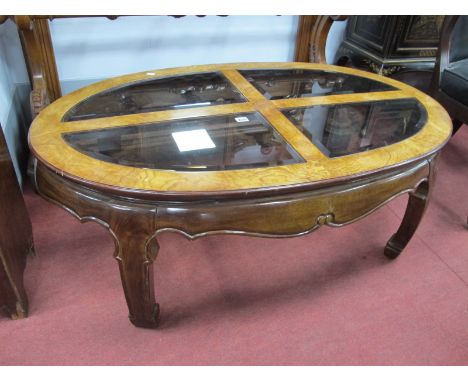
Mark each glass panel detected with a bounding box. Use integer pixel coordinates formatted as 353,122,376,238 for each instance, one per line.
63,112,304,171
240,69,396,100
282,98,426,158
63,72,246,122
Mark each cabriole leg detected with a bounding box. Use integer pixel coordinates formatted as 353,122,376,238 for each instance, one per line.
384,179,431,259
112,219,160,329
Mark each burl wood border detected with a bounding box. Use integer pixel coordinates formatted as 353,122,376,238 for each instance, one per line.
29,62,451,199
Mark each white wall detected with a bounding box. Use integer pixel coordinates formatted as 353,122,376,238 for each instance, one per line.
49,16,348,94
49,15,300,93
0,18,31,183
0,51,13,129
0,22,17,129
0,19,29,126
326,19,347,64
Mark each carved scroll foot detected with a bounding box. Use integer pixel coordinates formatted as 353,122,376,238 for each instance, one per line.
129,302,160,329
11,301,28,320
112,221,160,329
1,287,28,320
384,233,404,259
1,245,30,320
384,179,431,259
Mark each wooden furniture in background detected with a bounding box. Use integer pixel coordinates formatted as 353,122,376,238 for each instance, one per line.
294,16,347,63
13,15,336,116
0,125,33,320
14,15,61,118
430,15,468,134
429,15,468,228
29,62,451,328
335,16,445,92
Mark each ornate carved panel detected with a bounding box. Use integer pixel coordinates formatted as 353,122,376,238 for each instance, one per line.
336,16,445,92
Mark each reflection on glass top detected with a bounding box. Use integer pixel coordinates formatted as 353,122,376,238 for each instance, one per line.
240,69,396,100
63,112,304,171
63,72,246,122
282,98,426,158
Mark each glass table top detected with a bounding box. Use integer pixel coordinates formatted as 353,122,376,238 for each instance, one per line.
63,112,304,171
240,69,396,100
282,98,427,158
59,69,428,172
63,72,247,122
29,62,451,194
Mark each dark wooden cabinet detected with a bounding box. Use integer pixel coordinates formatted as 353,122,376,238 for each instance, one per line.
0,125,33,319
336,16,445,92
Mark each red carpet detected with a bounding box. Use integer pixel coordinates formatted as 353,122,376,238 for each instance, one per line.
1,127,468,365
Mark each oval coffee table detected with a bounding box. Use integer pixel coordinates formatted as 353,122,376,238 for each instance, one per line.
29,62,452,328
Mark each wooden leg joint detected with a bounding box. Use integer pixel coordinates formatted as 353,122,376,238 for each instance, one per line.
384,170,434,259
111,216,161,329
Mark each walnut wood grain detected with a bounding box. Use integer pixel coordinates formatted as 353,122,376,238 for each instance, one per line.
294,16,348,63
0,127,33,320
29,62,452,198
34,154,434,328
294,16,320,62
15,15,61,116
384,156,436,258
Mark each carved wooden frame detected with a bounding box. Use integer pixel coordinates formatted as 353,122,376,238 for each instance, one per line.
12,15,344,117
294,16,348,63
14,16,61,117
